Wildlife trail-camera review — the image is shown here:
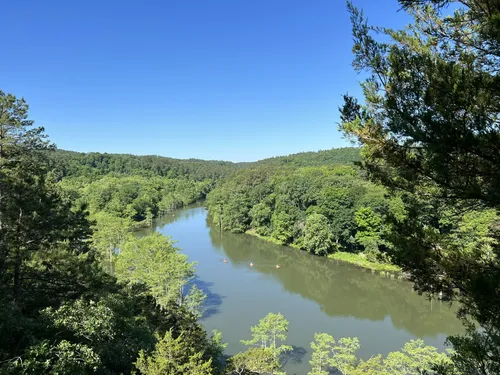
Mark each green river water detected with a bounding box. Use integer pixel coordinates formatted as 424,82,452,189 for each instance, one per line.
137,205,464,375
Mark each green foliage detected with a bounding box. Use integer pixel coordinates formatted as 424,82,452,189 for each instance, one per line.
354,207,384,261
135,331,213,375
0,90,111,372
309,334,451,375
309,333,335,375
91,212,134,267
445,326,500,375
328,251,401,274
383,339,452,374
115,232,195,308
48,149,237,181
340,0,500,371
247,147,361,168
14,340,101,375
49,146,360,183
184,285,207,319
227,347,276,375
304,213,335,255
308,333,360,375
33,291,170,374
241,312,292,373
271,210,297,245
207,165,394,263
62,174,209,222
249,202,272,236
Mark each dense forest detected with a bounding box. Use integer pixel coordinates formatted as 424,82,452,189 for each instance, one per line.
47,149,238,180
2,0,500,373
48,146,361,181
206,164,403,271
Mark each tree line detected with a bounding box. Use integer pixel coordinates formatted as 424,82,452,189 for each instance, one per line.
48,149,238,181
47,146,360,182
206,164,401,265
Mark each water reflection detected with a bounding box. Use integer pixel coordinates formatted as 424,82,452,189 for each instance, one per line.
190,276,225,320
207,219,462,338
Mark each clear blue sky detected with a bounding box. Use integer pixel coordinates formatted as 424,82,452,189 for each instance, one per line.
2,0,410,162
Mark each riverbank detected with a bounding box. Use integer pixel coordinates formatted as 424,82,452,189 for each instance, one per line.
245,229,401,275
328,252,401,274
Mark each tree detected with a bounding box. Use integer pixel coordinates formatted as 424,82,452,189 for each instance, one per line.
354,206,384,260
16,340,101,375
249,203,272,236
241,313,292,373
383,340,452,375
271,211,296,245
228,348,276,375
184,285,207,319
115,232,195,308
135,331,213,375
309,333,335,375
0,91,107,368
309,335,452,375
91,211,134,269
340,1,500,371
303,213,335,255
223,193,251,233
308,333,360,375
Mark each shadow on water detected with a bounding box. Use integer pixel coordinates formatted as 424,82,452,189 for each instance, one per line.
281,346,308,367
207,217,463,338
189,275,225,320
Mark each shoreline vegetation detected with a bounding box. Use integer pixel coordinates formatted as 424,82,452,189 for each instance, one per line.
206,157,408,280
246,228,402,275
327,252,402,275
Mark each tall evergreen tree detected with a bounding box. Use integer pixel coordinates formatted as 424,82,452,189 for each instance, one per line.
340,1,500,372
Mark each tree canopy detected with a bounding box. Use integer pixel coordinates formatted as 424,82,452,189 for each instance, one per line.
340,1,500,373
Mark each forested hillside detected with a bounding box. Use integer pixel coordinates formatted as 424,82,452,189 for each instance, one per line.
47,147,362,231
205,163,404,273
48,147,361,181
48,149,239,180
243,147,361,168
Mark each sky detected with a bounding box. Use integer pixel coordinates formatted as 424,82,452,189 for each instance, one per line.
1,0,411,162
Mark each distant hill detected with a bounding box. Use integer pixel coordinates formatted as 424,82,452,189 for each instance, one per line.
48,149,239,181
244,147,361,168
48,147,361,180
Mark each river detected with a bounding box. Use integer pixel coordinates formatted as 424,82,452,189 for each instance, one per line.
137,205,464,375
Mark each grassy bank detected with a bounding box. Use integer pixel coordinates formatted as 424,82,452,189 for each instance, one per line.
328,252,401,274
245,229,298,247
245,229,401,274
